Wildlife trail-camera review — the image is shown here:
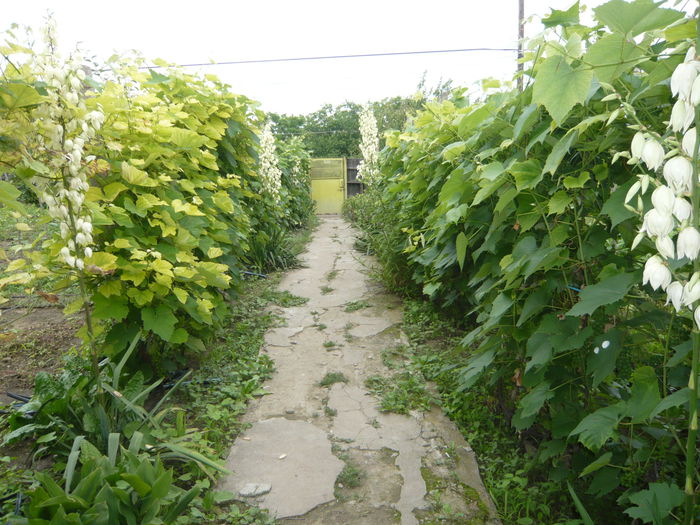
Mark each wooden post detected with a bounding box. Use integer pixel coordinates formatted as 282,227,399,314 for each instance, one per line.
517,0,525,91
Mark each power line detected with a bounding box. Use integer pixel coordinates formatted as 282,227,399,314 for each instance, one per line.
135,47,519,70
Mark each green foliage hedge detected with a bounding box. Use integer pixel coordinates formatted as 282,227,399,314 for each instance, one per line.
0,53,313,367
346,1,698,522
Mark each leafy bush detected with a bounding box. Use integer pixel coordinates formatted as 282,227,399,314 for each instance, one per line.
6,433,199,525
347,1,698,522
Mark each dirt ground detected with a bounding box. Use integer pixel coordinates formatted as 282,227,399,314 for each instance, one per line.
0,307,80,405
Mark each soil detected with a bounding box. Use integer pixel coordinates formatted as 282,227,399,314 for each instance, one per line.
0,307,80,405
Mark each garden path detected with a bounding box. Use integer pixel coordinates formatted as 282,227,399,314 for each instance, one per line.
220,216,499,524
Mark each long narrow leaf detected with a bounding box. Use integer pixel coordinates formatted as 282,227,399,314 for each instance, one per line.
162,486,200,524
149,371,191,416
112,331,142,391
159,441,230,474
567,481,594,525
64,435,85,493
107,433,120,467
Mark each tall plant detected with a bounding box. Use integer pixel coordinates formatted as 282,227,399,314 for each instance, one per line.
623,40,700,524
357,105,379,185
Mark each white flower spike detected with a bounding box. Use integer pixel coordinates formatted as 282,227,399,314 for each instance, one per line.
677,227,700,260
642,255,672,291
663,156,693,195
641,208,674,238
671,61,698,101
641,139,665,171
666,281,684,312
655,236,675,259
651,185,675,215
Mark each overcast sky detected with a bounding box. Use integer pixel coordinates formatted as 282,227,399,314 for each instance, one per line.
5,0,610,115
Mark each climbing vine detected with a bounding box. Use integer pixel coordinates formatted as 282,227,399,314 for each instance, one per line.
346,1,700,522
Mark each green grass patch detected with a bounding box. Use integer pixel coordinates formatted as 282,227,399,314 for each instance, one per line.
319,372,348,387
336,462,364,489
364,371,434,415
344,300,370,312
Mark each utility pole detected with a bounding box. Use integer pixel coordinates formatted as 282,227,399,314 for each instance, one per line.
517,0,525,91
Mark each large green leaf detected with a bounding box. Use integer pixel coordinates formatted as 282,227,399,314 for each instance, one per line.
455,232,467,270
0,83,44,110
594,0,683,36
0,180,26,212
456,348,496,391
601,178,637,228
542,1,580,27
585,32,646,84
141,304,178,341
570,405,622,450
510,159,543,190
623,366,660,424
533,56,593,125
518,382,554,418
566,272,636,317
586,330,622,387
624,483,684,524
543,130,578,175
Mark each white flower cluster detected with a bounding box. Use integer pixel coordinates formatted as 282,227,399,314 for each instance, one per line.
291,157,303,183
259,123,282,201
31,21,103,270
357,105,379,184
628,47,700,325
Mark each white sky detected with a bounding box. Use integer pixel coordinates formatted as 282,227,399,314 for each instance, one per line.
4,0,609,115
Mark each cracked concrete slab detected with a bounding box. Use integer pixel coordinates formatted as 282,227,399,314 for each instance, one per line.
220,217,499,524
220,418,344,518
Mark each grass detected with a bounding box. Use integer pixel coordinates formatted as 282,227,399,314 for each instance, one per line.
264,289,309,307
319,371,348,387
344,300,370,312
364,371,434,415
336,462,364,489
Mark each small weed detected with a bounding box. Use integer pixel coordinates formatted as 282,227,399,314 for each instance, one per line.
369,417,381,428
326,269,339,281
264,289,309,307
323,341,337,349
336,462,364,489
315,323,327,331
320,285,334,295
381,345,409,369
324,406,338,417
344,300,370,312
364,371,434,414
319,372,348,387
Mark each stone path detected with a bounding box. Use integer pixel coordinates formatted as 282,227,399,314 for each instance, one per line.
220,217,500,524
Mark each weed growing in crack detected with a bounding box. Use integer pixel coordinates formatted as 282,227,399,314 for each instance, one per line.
324,406,338,417
336,462,364,489
319,371,348,387
314,323,327,331
320,285,334,295
344,300,370,312
364,371,434,414
264,289,309,307
323,341,337,349
325,269,339,281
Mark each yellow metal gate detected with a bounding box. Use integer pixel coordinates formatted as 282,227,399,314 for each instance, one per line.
310,158,346,214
